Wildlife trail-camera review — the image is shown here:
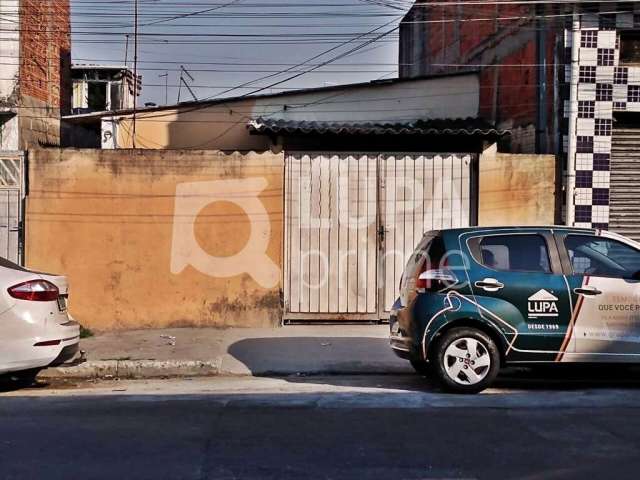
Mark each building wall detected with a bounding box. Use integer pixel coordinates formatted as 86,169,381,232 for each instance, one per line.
562,9,640,230
18,0,71,148
478,144,557,226
100,74,480,150
25,149,284,331
399,1,558,154
0,0,19,105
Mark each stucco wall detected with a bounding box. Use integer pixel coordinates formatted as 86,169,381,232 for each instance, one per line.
26,149,284,331
479,145,556,226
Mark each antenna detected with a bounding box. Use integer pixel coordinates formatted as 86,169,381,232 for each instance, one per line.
177,65,198,103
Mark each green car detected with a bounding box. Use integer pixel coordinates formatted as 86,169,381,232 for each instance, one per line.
390,226,640,393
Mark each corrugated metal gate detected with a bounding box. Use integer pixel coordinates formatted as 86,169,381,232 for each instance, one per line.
380,153,472,313
284,152,474,321
0,152,25,264
610,126,640,241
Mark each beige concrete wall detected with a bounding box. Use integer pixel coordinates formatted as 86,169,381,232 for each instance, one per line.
103,73,480,150
110,98,272,151
26,149,284,331
479,145,556,226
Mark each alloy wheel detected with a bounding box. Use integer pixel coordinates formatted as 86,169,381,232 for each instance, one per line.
443,337,491,385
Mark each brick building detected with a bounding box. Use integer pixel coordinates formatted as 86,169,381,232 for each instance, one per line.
400,1,640,238
0,0,71,150
399,0,558,154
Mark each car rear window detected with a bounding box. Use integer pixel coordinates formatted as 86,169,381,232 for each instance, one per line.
477,234,551,273
425,235,446,267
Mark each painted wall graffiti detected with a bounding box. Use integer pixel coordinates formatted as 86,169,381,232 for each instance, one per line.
26,149,284,330
171,177,280,289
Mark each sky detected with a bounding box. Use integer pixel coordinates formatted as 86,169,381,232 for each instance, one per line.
71,0,413,106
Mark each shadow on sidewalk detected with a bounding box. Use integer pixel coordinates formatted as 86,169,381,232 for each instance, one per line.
226,336,410,374
227,337,640,392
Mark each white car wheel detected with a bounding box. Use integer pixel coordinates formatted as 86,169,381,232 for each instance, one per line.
432,327,501,394
443,338,491,385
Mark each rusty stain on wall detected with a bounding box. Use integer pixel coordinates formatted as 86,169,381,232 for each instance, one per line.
25,149,284,331
479,145,556,226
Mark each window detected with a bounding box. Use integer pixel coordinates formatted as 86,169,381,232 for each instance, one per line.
620,32,640,65
478,235,551,274
564,235,640,279
110,83,122,110
87,82,107,111
415,234,446,268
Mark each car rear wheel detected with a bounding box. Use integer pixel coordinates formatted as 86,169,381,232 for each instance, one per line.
432,327,500,394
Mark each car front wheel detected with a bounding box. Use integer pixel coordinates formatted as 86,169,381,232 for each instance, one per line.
432,327,500,394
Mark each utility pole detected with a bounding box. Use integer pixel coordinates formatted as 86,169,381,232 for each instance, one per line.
132,0,139,148
159,72,169,105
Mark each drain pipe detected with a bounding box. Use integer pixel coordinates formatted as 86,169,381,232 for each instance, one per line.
565,11,580,226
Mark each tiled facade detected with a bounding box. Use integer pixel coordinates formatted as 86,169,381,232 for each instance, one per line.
563,8,640,229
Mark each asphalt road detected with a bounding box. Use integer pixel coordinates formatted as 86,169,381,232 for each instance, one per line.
3,371,640,480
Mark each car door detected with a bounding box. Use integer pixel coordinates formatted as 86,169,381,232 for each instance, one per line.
461,229,573,360
556,232,640,360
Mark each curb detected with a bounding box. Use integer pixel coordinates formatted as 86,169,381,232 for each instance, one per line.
40,360,222,380
40,359,412,380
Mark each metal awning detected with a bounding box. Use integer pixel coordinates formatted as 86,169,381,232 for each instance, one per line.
248,117,510,137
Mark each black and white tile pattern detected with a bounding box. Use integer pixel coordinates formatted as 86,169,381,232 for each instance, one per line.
564,7,640,229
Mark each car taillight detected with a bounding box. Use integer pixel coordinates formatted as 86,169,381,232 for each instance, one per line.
416,263,458,293
8,280,59,302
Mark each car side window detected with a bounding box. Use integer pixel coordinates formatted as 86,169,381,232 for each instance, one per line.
564,235,640,279
477,234,551,273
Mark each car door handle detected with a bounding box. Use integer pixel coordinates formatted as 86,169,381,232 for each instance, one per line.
574,286,603,296
475,278,504,292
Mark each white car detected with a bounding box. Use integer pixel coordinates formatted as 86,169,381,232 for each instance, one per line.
0,258,80,381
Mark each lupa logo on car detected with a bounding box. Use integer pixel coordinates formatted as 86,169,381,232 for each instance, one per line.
527,289,559,319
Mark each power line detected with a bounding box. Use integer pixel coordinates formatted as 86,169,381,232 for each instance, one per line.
132,0,139,147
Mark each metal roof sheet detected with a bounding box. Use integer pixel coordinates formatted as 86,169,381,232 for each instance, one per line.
248,117,509,137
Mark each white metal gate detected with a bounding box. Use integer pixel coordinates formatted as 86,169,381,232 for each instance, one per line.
379,153,472,313
284,153,378,319
0,152,25,265
284,152,473,321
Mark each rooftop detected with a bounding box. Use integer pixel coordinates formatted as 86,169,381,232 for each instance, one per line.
248,117,509,137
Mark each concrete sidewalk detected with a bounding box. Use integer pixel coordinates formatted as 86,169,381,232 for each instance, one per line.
41,325,412,380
